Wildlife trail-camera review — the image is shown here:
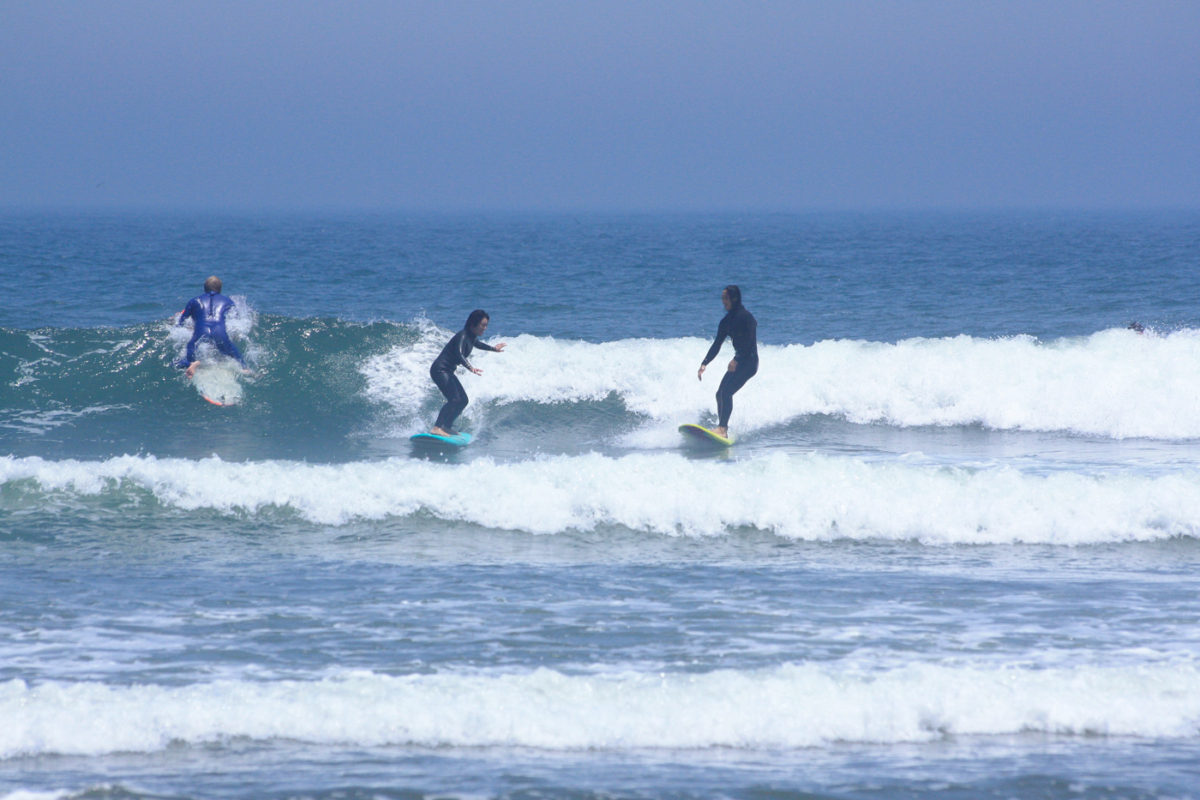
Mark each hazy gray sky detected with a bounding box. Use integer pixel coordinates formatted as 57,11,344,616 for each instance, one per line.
2,0,1197,211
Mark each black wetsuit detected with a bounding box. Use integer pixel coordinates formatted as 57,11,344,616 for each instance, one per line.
702,303,758,428
430,328,499,432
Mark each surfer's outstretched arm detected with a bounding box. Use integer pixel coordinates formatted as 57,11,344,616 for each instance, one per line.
177,299,198,326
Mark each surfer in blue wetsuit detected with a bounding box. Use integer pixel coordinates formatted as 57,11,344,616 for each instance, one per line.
429,309,506,436
175,276,247,377
697,285,758,439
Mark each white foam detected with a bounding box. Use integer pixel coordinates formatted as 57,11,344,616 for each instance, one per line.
189,361,245,405
362,326,1200,439
3,661,1198,757
360,316,455,419
4,452,1200,544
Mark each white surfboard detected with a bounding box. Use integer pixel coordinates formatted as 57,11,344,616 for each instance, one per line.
189,361,245,407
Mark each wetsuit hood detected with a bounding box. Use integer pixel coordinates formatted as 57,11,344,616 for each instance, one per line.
723,284,743,311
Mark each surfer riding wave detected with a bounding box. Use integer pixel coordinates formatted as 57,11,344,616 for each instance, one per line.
698,284,758,439
175,276,249,377
429,309,506,437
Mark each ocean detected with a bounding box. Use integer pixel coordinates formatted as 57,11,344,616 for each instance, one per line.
2,209,1199,800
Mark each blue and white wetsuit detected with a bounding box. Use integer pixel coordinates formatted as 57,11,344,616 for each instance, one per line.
175,291,245,368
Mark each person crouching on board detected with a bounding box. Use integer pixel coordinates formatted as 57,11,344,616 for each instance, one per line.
175,275,249,378
697,285,758,439
429,309,506,437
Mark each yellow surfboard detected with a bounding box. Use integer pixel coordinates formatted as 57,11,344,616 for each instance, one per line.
678,423,733,446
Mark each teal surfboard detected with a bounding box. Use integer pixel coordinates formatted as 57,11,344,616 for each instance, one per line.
678,423,733,446
410,431,473,447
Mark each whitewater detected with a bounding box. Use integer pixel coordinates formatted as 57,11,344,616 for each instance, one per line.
5,449,1200,543
6,661,1200,759
364,324,1200,440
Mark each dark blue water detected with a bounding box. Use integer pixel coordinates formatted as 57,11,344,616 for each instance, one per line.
6,210,1197,339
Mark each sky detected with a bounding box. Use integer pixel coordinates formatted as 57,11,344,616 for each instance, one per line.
1,0,1197,212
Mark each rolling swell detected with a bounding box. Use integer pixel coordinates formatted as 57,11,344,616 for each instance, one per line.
0,317,420,460
7,320,1200,464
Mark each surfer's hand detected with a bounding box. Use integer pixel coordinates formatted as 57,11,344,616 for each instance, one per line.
472,367,483,375
494,342,507,352
697,363,706,381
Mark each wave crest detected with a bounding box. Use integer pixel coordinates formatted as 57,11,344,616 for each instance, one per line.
363,326,1200,440
4,452,1199,544
4,661,1198,757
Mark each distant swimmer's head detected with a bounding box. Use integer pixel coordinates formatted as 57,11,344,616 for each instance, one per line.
465,309,490,336
204,276,223,293
1128,321,1145,334
722,284,741,310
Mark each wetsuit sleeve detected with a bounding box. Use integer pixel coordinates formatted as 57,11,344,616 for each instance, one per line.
456,333,475,371
177,299,197,326
474,341,499,353
702,317,730,365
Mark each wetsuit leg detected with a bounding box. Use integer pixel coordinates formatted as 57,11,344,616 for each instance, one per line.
715,358,758,428
213,335,245,366
177,332,204,368
431,369,469,432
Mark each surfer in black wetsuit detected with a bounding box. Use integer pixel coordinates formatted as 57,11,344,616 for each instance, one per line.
429,309,506,436
698,285,758,439
175,276,247,377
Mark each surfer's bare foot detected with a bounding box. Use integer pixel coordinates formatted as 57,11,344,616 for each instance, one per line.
431,426,451,437
715,426,728,438
185,363,198,378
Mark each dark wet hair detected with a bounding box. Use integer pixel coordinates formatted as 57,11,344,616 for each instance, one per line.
723,285,742,306
465,309,489,330
204,276,222,293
